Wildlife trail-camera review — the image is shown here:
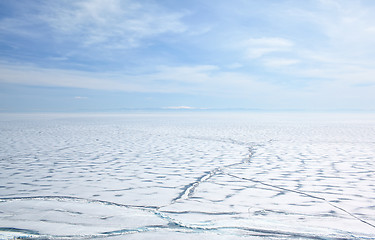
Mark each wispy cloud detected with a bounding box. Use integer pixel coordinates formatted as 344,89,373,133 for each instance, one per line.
243,37,294,59
290,0,375,60
74,96,88,100
262,58,300,68
49,0,187,48
162,106,196,110
0,61,273,97
0,62,135,91
0,0,187,49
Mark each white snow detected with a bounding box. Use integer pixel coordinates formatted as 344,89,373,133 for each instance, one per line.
0,112,375,239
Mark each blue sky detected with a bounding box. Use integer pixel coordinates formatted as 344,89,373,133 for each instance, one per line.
1,0,375,112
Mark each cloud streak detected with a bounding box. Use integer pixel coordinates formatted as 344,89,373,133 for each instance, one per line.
0,62,269,96
0,0,188,49
244,37,294,59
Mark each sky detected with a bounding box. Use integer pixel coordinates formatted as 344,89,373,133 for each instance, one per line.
1,0,375,112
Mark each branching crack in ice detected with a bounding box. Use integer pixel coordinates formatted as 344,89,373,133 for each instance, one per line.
223,172,375,230
170,145,256,204
197,140,375,231
171,167,222,203
170,137,375,234
0,196,194,239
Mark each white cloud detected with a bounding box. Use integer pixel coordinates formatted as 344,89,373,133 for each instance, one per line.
43,0,187,48
262,58,300,68
233,0,375,89
243,37,294,59
0,0,187,49
0,18,38,38
0,62,274,97
296,64,375,87
74,96,88,100
163,106,195,109
227,63,243,69
0,62,144,92
150,65,219,83
293,0,375,58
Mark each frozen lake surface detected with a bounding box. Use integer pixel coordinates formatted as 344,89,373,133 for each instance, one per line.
1,112,375,239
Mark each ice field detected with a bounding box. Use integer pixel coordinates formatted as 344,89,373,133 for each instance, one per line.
1,112,375,239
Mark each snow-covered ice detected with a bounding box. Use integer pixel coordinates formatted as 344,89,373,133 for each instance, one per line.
1,112,375,239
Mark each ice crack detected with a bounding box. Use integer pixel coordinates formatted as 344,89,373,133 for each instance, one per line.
171,167,222,203
224,172,375,230
0,195,158,210
170,143,257,205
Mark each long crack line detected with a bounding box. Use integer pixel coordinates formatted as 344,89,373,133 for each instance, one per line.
224,172,375,230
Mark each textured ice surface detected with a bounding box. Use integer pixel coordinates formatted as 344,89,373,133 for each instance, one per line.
1,112,375,239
